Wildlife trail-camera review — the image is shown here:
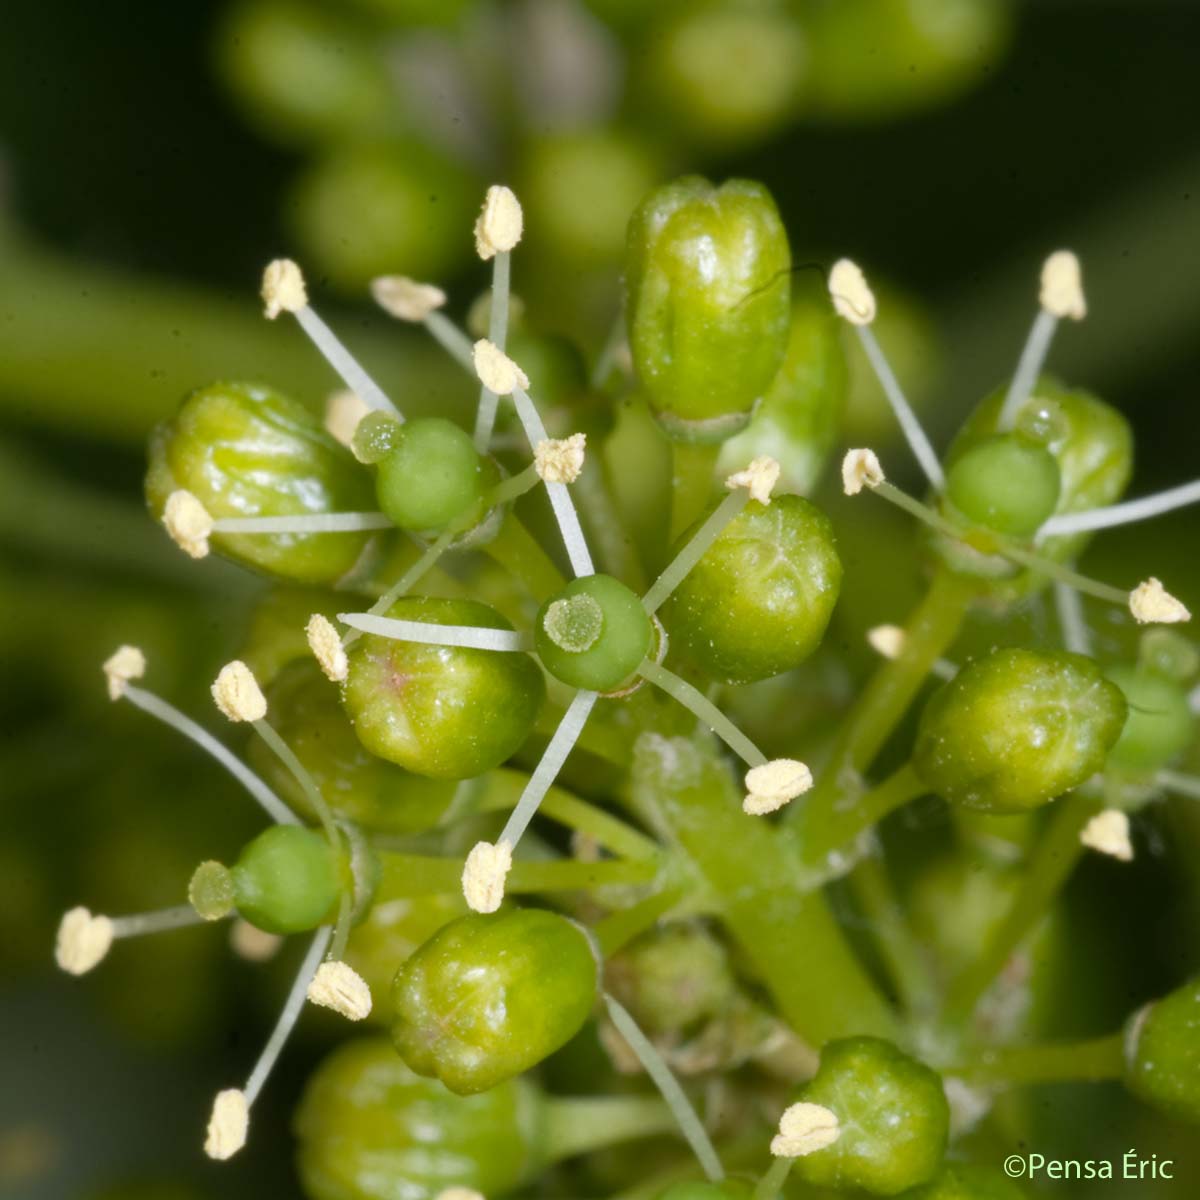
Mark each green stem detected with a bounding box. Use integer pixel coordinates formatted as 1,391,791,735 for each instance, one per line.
543,1095,677,1163
484,511,566,601
575,456,647,591
376,851,658,897
470,767,660,860
753,1156,794,1200
943,792,1100,1023
594,887,685,956
669,441,721,544
801,762,926,870
792,567,975,842
848,851,939,1018
631,736,899,1045
946,1031,1125,1087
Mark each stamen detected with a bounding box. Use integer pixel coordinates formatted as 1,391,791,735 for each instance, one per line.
997,251,1086,431
637,659,766,768
337,612,531,652
251,719,340,845
262,260,399,416
498,689,599,850
474,185,524,261
163,490,213,559
828,261,943,489
473,338,530,396
1130,577,1191,625
462,839,513,914
212,661,268,724
1157,769,1200,799
743,759,813,816
54,908,113,975
1080,809,1134,862
306,613,348,683
472,188,522,450
324,389,371,448
512,386,595,578
1039,479,1200,538
535,434,587,484
1055,580,1092,655
206,925,331,1160
842,448,885,495
118,678,298,826
602,992,725,1183
103,644,145,700
725,454,781,505
210,512,393,534
642,490,749,615
370,276,447,322
770,1101,841,1157
110,905,205,938
306,960,372,1021
435,1190,485,1200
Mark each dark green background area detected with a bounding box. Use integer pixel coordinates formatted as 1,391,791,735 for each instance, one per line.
1,3,1199,1199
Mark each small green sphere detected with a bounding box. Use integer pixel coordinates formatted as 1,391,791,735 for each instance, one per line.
392,908,599,1095
295,1037,545,1200
232,825,339,935
662,495,842,684
374,417,486,533
792,1036,949,1195
1105,664,1194,774
341,596,544,779
535,574,652,692
1124,978,1200,1123
944,433,1062,537
913,648,1127,813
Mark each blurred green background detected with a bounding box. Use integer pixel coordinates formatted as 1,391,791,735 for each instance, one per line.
2,1,1199,1197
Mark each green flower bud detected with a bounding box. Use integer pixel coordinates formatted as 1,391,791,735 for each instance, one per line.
934,378,1132,589
793,1036,949,1196
295,1037,545,1200
662,495,842,684
605,922,736,1037
374,416,489,533
717,274,848,495
1124,979,1200,1123
625,177,791,440
247,661,455,832
901,1163,1027,1199
345,890,464,1026
1104,664,1194,774
535,574,652,692
391,908,599,1095
291,143,474,290
914,649,1127,813
639,5,807,147
232,825,339,934
341,596,545,779
146,381,375,583
923,652,1120,808
217,0,392,146
943,433,1061,538
806,0,1012,122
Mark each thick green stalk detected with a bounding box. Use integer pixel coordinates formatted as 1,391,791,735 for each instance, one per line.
484,512,567,601
543,1095,677,1162
629,734,899,1045
377,852,658,897
669,441,721,544
943,792,1100,1023
848,852,939,1018
946,1032,1125,1087
792,567,975,847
